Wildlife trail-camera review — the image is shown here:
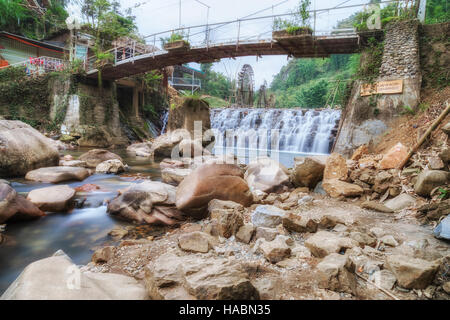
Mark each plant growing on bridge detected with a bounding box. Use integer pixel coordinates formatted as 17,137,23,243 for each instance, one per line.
272,0,312,35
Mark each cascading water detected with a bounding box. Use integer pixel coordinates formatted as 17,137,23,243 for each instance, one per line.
210,108,341,154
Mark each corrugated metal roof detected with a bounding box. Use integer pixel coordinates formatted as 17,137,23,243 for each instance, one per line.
0,31,66,52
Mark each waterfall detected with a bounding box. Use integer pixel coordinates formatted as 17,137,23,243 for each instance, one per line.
210,108,341,154
160,111,169,135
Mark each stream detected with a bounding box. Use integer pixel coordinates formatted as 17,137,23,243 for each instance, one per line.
0,147,314,294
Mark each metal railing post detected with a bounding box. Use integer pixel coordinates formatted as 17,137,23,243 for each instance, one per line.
236,20,241,51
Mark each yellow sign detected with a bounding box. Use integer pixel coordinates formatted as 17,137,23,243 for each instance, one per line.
360,80,403,96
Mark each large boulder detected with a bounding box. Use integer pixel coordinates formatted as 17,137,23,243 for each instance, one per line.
144,252,259,300
95,159,126,174
0,183,44,223
26,185,76,212
1,251,147,300
414,170,450,197
324,153,348,181
244,158,290,193
386,254,440,289
379,142,408,169
149,129,190,158
291,156,325,188
161,167,192,185
107,181,185,225
127,142,152,157
78,149,123,168
25,166,90,183
322,179,364,198
0,120,59,177
176,163,253,218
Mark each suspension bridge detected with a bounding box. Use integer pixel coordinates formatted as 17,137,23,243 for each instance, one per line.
85,1,395,81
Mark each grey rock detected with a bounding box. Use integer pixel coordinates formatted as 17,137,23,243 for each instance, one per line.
433,216,450,240
251,205,285,228
384,193,416,211
414,170,450,197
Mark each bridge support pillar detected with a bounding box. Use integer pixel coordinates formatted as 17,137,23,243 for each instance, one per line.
132,87,140,120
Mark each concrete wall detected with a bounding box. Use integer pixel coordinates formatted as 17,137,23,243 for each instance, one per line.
334,20,422,157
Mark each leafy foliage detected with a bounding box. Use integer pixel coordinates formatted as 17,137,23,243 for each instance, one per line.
425,0,450,24
200,63,233,100
270,54,360,108
272,0,311,32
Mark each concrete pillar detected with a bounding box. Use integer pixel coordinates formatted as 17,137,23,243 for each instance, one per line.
132,87,139,119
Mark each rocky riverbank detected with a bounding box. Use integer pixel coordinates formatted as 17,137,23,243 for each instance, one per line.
0,119,449,300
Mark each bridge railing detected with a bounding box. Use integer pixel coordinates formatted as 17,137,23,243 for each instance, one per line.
169,77,201,87
85,0,410,73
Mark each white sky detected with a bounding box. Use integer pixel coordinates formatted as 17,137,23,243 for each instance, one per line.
68,0,371,87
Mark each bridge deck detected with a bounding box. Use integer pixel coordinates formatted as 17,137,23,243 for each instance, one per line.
88,34,361,81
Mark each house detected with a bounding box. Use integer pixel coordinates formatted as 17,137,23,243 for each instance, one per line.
0,31,65,67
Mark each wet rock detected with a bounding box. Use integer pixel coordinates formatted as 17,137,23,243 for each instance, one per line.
107,181,185,225
149,129,190,158
361,201,394,213
316,253,356,294
26,185,76,212
324,153,348,181
322,179,363,198
368,270,397,290
210,208,244,238
386,254,440,289
92,246,114,264
79,149,123,168
236,223,255,244
257,235,292,263
414,170,450,197
25,166,89,183
178,139,211,158
60,160,88,168
160,158,188,169
251,205,285,228
244,158,290,193
178,231,212,253
127,142,152,157
1,251,147,300
144,252,259,300
305,231,357,258
384,193,416,211
95,159,126,174
0,120,60,177
0,183,45,223
291,156,325,188
379,143,408,169
176,163,253,218
433,215,450,240
161,167,191,185
108,227,128,240
282,212,318,233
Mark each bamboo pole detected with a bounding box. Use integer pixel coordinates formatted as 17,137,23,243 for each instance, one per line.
397,101,450,170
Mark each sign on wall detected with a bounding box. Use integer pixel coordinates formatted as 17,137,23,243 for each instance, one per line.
360,79,403,96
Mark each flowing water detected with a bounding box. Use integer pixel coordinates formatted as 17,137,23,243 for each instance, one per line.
0,149,162,294
0,108,341,294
